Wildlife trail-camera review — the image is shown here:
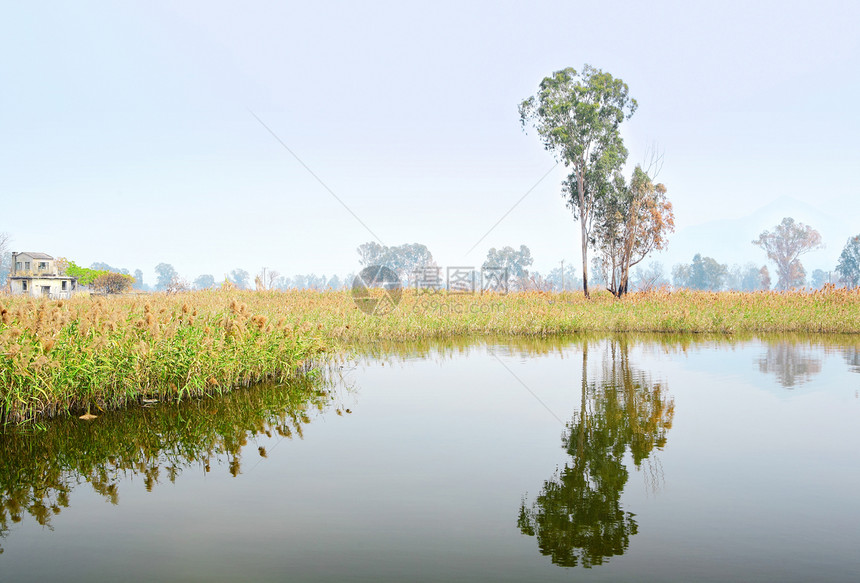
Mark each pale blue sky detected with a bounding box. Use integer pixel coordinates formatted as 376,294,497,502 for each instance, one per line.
3,0,858,284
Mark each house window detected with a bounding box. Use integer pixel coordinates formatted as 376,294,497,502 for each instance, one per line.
62,281,68,291
22,281,28,292
15,262,22,271
39,262,48,270
24,261,30,270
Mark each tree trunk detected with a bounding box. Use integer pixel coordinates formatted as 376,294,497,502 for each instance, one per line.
578,170,590,299
581,222,589,298
617,259,629,297
617,199,641,298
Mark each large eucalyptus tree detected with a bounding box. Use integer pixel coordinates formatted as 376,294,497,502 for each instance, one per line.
520,65,637,297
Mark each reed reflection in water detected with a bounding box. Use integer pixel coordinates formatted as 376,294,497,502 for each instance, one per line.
2,334,858,582
0,374,336,553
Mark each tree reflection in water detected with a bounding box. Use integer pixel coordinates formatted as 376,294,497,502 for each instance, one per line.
518,338,674,568
757,341,823,388
0,376,335,554
843,345,860,374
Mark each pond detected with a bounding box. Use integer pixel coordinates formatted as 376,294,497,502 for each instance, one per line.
1,334,859,582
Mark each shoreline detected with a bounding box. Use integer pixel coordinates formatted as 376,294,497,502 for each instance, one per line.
2,288,859,425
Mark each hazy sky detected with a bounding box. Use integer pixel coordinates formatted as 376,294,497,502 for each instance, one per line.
3,0,859,285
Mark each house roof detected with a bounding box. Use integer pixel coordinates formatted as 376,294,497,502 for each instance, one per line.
17,252,54,260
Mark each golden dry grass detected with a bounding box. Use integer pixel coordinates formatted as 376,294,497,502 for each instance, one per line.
0,294,322,424
2,285,859,424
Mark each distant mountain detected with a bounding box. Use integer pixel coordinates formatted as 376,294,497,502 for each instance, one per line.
653,196,856,275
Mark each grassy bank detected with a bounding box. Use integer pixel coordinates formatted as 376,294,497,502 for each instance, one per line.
299,286,860,338
2,287,859,424
0,295,323,424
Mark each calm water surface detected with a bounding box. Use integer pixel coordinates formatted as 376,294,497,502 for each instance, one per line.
1,335,859,582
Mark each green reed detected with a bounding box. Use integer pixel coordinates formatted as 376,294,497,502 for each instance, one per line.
2,286,859,425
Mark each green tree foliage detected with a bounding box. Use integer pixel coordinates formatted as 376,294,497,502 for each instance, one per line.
281,273,333,290
810,269,828,289
356,242,435,284
193,274,216,290
726,263,767,291
356,241,386,266
65,262,99,285
482,245,534,280
689,254,727,291
66,261,134,290
672,254,728,290
90,262,129,275
753,217,823,290
546,262,579,292
133,269,145,290
518,340,674,567
228,268,250,290
305,274,328,290
520,65,637,297
291,274,308,290
836,235,860,288
154,263,179,291
671,264,689,288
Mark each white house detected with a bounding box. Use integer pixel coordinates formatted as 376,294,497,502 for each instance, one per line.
9,252,78,299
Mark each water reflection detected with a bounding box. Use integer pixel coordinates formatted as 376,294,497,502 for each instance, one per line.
4,334,856,574
757,342,823,388
518,338,674,568
351,332,751,366
0,376,334,553
844,346,860,374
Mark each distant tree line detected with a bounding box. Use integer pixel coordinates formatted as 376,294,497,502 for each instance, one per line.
66,217,860,297
665,217,859,291
185,268,352,292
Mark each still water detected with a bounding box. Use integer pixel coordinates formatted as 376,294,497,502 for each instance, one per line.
1,335,859,582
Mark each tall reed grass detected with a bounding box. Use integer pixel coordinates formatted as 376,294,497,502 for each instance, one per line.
0,294,322,424
2,285,858,425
